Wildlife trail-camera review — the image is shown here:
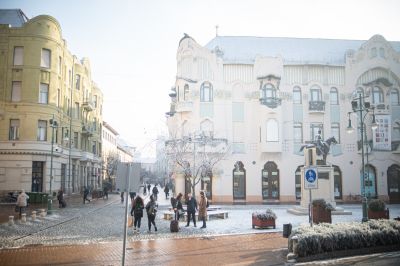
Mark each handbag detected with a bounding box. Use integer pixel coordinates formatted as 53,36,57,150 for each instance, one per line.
128,216,133,227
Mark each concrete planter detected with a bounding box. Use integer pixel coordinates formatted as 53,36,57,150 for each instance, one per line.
252,216,276,229
368,208,389,219
312,206,332,224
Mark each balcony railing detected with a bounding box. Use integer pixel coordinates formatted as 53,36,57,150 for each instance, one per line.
176,101,193,112
82,100,94,111
82,124,93,136
308,101,325,112
260,97,282,108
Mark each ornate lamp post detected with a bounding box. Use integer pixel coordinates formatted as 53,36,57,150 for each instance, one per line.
346,93,378,222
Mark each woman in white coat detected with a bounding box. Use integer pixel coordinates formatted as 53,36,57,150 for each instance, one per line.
16,189,29,218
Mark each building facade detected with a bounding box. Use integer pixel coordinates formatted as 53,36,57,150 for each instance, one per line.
0,10,103,195
166,34,400,204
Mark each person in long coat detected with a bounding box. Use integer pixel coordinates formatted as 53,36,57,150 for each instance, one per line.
198,191,208,228
131,195,144,232
16,189,29,218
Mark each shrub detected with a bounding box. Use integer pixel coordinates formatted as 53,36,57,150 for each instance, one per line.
312,198,335,211
368,199,385,212
252,208,277,220
289,220,400,257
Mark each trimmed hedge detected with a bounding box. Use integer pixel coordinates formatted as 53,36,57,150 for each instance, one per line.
289,220,400,257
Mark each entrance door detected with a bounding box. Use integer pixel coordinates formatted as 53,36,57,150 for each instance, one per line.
261,161,279,200
333,165,343,200
387,164,400,203
233,161,246,200
32,161,44,192
360,164,377,198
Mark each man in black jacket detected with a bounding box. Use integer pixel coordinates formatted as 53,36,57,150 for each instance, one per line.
185,193,197,227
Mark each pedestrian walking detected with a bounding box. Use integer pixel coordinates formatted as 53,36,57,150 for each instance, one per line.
175,193,184,221
164,185,170,199
185,193,197,227
198,191,208,228
152,185,159,201
83,187,91,204
120,190,124,203
103,186,109,200
147,183,151,193
145,195,158,232
16,189,29,218
131,195,144,233
57,188,66,208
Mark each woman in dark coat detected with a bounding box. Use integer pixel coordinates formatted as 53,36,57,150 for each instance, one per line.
145,195,158,232
131,195,144,232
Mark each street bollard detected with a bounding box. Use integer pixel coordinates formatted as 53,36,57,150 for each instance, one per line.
21,213,27,223
39,209,46,218
8,216,14,226
31,211,37,221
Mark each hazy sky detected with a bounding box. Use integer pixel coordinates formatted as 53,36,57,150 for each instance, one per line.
1,0,400,157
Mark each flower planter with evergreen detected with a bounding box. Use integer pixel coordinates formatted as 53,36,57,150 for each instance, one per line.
368,199,389,220
312,199,334,224
252,209,276,229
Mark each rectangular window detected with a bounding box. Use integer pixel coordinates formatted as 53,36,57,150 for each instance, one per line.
57,89,60,107
37,120,47,141
39,83,49,104
9,119,20,140
293,123,303,143
75,74,81,90
310,123,324,141
232,102,244,122
74,102,80,119
58,56,62,74
94,95,97,108
74,132,79,149
68,70,72,87
11,81,21,102
331,123,340,143
92,141,96,154
41,48,51,68
13,47,23,65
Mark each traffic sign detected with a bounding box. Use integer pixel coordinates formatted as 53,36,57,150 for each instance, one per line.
304,167,318,189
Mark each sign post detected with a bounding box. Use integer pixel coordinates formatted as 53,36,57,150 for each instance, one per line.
304,167,318,226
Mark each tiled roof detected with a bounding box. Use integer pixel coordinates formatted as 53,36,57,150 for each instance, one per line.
205,36,400,65
0,9,29,27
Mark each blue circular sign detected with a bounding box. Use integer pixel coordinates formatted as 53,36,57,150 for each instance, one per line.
305,169,317,183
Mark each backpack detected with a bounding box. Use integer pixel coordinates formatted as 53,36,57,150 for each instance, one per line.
170,197,177,208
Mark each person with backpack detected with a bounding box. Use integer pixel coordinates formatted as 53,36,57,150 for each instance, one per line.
131,195,144,233
83,187,90,204
198,191,208,228
185,193,197,227
145,195,158,232
164,185,170,199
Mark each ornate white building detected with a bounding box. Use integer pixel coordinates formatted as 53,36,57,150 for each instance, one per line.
166,34,400,204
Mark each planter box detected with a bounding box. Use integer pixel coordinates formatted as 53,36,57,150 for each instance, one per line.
368,208,389,219
312,206,332,224
252,216,276,229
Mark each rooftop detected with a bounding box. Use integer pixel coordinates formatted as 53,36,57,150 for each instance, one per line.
0,9,29,27
205,36,400,65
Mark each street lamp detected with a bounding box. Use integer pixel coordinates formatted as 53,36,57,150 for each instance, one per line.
48,114,58,213
346,92,377,222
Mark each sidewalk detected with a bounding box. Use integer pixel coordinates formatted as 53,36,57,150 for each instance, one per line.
0,232,288,266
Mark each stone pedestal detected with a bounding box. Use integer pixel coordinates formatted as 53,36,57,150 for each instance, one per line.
300,165,336,208
8,216,14,226
31,211,37,221
21,213,27,223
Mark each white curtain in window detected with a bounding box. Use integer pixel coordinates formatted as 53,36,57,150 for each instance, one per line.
11,81,21,102
41,49,51,68
13,47,23,65
266,119,279,142
37,120,47,141
9,119,20,140
39,83,49,104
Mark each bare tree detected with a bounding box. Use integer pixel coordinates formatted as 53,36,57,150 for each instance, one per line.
166,132,229,198
103,152,120,189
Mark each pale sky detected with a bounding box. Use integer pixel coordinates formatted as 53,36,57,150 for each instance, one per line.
1,0,400,157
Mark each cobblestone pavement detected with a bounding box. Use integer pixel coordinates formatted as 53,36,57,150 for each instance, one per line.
1,186,400,265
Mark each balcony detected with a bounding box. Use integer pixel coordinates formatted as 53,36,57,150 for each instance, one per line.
260,142,282,153
260,97,281,109
82,124,93,137
308,101,325,113
82,100,94,111
175,101,193,112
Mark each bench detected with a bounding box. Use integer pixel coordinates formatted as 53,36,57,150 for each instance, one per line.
163,210,229,221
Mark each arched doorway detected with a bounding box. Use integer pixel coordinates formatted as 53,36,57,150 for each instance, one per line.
261,161,280,200
233,161,246,200
333,165,343,200
387,164,400,203
361,164,377,198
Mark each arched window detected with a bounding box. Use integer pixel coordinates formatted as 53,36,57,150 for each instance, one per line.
266,119,279,142
310,85,322,101
390,88,399,105
233,161,246,200
183,84,190,101
330,87,339,105
331,123,340,143
293,86,302,104
333,165,343,200
261,161,280,200
261,83,276,99
372,86,384,104
200,82,213,102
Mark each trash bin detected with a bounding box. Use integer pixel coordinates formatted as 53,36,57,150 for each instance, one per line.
283,223,292,238
30,192,37,203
